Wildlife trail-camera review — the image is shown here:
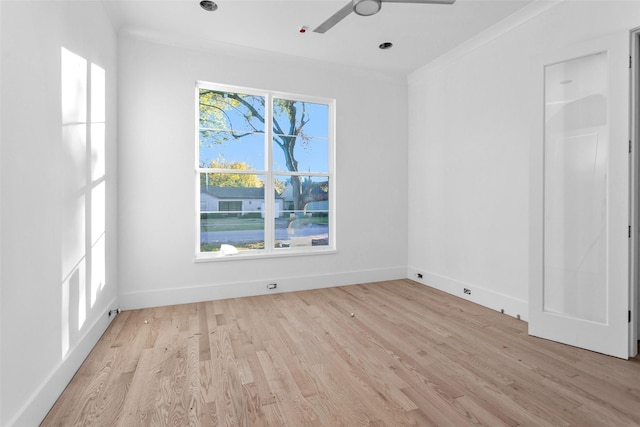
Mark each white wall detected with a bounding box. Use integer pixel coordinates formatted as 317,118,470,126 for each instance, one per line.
118,35,408,309
408,1,640,320
0,1,118,425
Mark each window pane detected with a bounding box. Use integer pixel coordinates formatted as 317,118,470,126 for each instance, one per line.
200,174,265,252
275,176,329,248
199,88,266,173
199,131,264,169
273,99,328,138
272,136,328,174
199,89,265,133
273,98,329,173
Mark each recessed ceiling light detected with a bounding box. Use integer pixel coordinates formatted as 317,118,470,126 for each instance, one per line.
200,0,218,12
379,42,393,50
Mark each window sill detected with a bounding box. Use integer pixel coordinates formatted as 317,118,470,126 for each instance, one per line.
194,247,337,263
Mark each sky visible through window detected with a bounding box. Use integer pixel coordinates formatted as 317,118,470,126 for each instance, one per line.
199,94,329,174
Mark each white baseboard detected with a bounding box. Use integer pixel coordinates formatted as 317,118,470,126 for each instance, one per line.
7,296,119,427
407,266,529,322
120,266,407,310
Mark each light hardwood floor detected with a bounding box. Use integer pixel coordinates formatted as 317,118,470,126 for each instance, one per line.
42,280,640,426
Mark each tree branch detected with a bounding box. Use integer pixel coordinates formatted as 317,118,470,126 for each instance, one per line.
226,93,266,127
199,101,235,129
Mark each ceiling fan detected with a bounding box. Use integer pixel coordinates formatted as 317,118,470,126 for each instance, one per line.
314,0,456,34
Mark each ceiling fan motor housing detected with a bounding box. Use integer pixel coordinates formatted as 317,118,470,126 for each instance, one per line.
314,0,455,34
354,0,382,16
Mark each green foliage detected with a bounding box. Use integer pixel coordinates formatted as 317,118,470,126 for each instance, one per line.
200,242,221,252
241,212,263,219
199,89,265,144
200,216,264,231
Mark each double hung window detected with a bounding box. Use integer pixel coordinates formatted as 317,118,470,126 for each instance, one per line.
196,82,334,258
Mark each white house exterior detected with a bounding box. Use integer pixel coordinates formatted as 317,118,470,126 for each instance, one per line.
200,187,284,218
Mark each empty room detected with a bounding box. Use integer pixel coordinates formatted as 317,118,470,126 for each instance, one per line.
2,0,640,425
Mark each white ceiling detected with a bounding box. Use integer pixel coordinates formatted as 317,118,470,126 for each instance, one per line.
103,0,536,76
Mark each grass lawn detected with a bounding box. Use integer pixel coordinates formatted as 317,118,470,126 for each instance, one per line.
201,215,328,232
201,217,264,231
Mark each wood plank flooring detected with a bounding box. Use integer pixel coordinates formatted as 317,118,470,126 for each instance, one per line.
42,280,640,426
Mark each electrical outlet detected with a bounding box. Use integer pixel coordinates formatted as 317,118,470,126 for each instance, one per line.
463,288,471,295
267,283,277,290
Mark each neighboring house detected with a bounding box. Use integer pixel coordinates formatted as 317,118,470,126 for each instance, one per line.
201,186,284,217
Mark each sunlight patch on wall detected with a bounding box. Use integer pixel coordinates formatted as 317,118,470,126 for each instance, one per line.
60,47,107,358
90,63,106,306
91,181,106,306
61,48,87,125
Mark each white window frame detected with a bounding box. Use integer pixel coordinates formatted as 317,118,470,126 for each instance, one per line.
195,81,336,261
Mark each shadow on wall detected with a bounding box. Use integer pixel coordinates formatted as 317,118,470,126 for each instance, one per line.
60,47,107,358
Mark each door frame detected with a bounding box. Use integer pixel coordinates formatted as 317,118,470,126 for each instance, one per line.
631,27,640,356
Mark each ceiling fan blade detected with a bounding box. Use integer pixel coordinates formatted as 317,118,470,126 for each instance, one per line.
382,0,455,4
313,2,354,33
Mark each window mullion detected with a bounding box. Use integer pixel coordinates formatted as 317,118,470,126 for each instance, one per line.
264,93,274,252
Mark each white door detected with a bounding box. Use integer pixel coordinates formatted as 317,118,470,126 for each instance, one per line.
529,32,631,359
